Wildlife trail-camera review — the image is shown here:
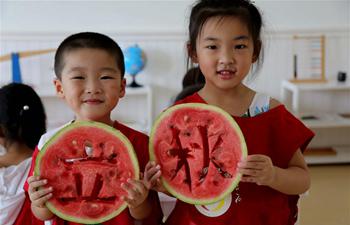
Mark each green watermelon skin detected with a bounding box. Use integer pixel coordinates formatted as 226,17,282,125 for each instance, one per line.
35,121,139,224
149,103,247,205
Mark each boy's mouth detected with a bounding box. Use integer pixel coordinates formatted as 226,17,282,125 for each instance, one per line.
84,99,103,104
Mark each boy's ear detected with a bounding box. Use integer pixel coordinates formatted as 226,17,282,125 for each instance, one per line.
54,78,65,99
252,40,262,63
119,78,126,98
187,42,198,64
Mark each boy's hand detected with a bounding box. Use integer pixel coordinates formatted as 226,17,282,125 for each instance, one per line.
27,175,53,208
238,154,276,186
143,161,166,193
121,179,148,209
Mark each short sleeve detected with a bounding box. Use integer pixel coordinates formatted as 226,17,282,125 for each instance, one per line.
272,107,314,166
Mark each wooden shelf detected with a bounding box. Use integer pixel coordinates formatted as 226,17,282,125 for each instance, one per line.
305,146,350,165
300,113,350,129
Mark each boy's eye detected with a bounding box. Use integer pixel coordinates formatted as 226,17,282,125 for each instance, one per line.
235,44,247,49
100,75,115,80
71,75,84,80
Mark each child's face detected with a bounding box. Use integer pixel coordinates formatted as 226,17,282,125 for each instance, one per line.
193,16,256,91
54,48,125,125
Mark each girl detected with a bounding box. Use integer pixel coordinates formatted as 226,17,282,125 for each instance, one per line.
0,83,46,225
149,0,315,224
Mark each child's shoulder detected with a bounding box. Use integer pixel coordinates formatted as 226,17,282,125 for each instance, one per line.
113,121,148,142
37,122,72,150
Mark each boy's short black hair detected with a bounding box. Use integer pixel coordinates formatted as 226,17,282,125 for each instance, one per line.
0,83,46,149
54,32,125,79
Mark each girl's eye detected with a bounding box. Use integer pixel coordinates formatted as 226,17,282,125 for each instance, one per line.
206,45,217,50
235,44,247,49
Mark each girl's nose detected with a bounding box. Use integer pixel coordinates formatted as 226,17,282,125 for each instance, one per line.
219,49,234,65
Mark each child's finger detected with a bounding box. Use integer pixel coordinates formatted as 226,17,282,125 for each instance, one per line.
148,170,161,184
29,179,48,193
30,187,53,202
27,175,39,184
144,165,160,181
238,168,260,177
238,161,264,170
34,193,53,208
145,161,156,171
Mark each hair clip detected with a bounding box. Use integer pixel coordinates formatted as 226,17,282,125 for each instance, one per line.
23,105,29,111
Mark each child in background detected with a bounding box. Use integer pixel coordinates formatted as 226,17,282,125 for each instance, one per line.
25,32,163,225
0,83,46,225
149,0,314,224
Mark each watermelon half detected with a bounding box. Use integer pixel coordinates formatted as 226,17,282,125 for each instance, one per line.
35,121,139,224
150,103,247,205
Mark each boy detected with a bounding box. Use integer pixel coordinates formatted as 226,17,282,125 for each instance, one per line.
25,32,162,225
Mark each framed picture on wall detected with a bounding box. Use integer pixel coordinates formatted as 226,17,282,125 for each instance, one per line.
291,35,327,83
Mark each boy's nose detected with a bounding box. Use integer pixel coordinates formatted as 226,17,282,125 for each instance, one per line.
86,81,102,94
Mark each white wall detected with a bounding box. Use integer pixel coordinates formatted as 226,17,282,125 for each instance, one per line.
0,0,349,131
0,0,349,32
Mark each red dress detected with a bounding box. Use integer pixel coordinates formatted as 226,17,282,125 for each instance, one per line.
165,93,314,225
23,121,163,225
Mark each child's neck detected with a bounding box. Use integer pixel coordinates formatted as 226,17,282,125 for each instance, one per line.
0,142,32,167
199,84,255,117
75,117,114,127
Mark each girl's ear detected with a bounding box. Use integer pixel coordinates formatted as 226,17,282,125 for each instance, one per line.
187,42,198,63
54,78,65,99
252,40,262,63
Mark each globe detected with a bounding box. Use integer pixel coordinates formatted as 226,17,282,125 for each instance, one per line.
123,44,146,88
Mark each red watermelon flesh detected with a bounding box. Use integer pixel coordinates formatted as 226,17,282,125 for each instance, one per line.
150,103,247,205
35,121,139,224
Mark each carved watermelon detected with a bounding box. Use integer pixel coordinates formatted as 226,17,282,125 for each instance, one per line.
150,103,247,205
35,121,139,224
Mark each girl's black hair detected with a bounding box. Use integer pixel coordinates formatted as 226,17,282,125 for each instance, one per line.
0,83,47,149
188,0,264,75
54,32,125,79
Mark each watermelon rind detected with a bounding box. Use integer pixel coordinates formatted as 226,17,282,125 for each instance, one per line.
34,121,139,224
149,103,247,205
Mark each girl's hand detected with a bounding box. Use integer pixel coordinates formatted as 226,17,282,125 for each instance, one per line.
27,175,53,208
238,154,276,186
121,179,149,209
143,161,166,193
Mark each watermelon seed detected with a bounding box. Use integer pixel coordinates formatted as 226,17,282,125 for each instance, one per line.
183,131,191,137
183,115,190,123
108,170,116,177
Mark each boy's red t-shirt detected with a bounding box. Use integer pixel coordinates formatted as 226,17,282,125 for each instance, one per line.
164,93,314,225
23,121,163,225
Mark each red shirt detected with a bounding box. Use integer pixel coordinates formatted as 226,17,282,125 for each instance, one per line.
23,121,163,225
165,93,314,225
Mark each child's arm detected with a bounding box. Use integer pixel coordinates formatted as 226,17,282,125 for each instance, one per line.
238,149,310,195
27,175,54,220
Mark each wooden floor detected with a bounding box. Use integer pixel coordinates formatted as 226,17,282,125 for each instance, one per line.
299,164,350,225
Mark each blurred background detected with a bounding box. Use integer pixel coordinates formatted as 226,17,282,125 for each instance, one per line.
0,1,349,224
